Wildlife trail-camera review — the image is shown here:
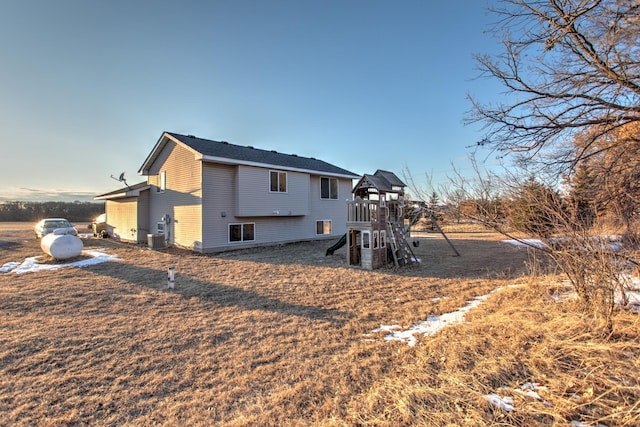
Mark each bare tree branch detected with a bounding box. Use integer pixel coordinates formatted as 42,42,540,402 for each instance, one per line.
468,0,640,172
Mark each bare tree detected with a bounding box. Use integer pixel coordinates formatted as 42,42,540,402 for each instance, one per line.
468,0,640,173
446,158,633,334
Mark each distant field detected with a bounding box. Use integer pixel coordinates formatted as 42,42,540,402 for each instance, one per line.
0,221,91,231
0,223,638,425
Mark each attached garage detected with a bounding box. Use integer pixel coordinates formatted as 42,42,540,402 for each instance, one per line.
95,183,150,243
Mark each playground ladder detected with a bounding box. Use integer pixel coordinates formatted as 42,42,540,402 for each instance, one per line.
387,221,399,267
387,220,416,267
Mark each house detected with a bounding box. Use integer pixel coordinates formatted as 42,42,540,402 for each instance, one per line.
95,131,359,253
346,170,416,270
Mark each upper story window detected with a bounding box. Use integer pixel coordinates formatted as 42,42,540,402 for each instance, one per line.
270,170,287,192
320,177,338,199
157,171,166,193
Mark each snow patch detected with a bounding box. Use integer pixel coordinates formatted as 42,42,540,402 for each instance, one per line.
1,249,121,274
371,286,516,346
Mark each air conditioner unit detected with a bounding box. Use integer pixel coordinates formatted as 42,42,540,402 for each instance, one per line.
147,233,167,250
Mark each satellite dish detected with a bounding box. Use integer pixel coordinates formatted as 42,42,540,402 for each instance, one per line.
110,172,130,189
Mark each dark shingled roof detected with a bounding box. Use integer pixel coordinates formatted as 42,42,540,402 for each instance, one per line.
168,132,359,177
352,169,406,194
94,181,150,200
373,170,406,187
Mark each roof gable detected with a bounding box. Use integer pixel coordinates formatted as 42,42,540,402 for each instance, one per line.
138,132,359,179
352,170,406,195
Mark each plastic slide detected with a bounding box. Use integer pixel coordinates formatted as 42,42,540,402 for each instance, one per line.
325,233,347,256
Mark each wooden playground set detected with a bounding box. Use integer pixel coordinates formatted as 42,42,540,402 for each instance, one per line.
326,169,457,270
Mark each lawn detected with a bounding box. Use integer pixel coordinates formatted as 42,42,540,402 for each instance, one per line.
0,223,638,426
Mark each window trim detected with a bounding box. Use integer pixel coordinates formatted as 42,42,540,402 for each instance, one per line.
380,230,386,248
269,170,287,193
157,170,166,193
228,222,256,243
315,219,332,235
373,230,379,249
320,176,339,200
362,230,371,249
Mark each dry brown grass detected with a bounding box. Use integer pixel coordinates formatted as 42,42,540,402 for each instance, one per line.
0,223,638,426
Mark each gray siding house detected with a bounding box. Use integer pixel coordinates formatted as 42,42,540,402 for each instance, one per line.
96,131,359,253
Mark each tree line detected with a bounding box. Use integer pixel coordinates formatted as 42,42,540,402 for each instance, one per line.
0,201,105,223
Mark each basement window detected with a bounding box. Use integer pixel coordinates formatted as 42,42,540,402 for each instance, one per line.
229,223,255,243
316,220,332,235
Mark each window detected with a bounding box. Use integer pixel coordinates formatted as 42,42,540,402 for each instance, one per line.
229,223,255,242
380,230,386,248
373,231,379,249
320,177,338,199
369,203,378,221
362,231,370,249
270,170,287,192
157,171,166,193
316,220,332,235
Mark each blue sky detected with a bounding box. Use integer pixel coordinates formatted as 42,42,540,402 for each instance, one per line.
0,0,503,202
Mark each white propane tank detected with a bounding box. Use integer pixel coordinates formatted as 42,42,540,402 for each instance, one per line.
41,233,84,260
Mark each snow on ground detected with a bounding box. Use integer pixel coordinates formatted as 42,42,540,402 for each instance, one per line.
368,238,639,422
482,382,551,413
0,249,121,274
481,383,609,426
0,239,631,425
502,238,640,311
501,238,548,249
502,236,625,251
369,285,518,347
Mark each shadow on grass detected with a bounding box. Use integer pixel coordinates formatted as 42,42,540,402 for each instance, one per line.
208,237,536,280
86,260,352,326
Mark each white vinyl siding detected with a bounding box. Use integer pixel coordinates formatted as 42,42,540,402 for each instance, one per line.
148,140,202,248
105,198,138,242
199,164,354,252
202,163,237,249
237,166,309,216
